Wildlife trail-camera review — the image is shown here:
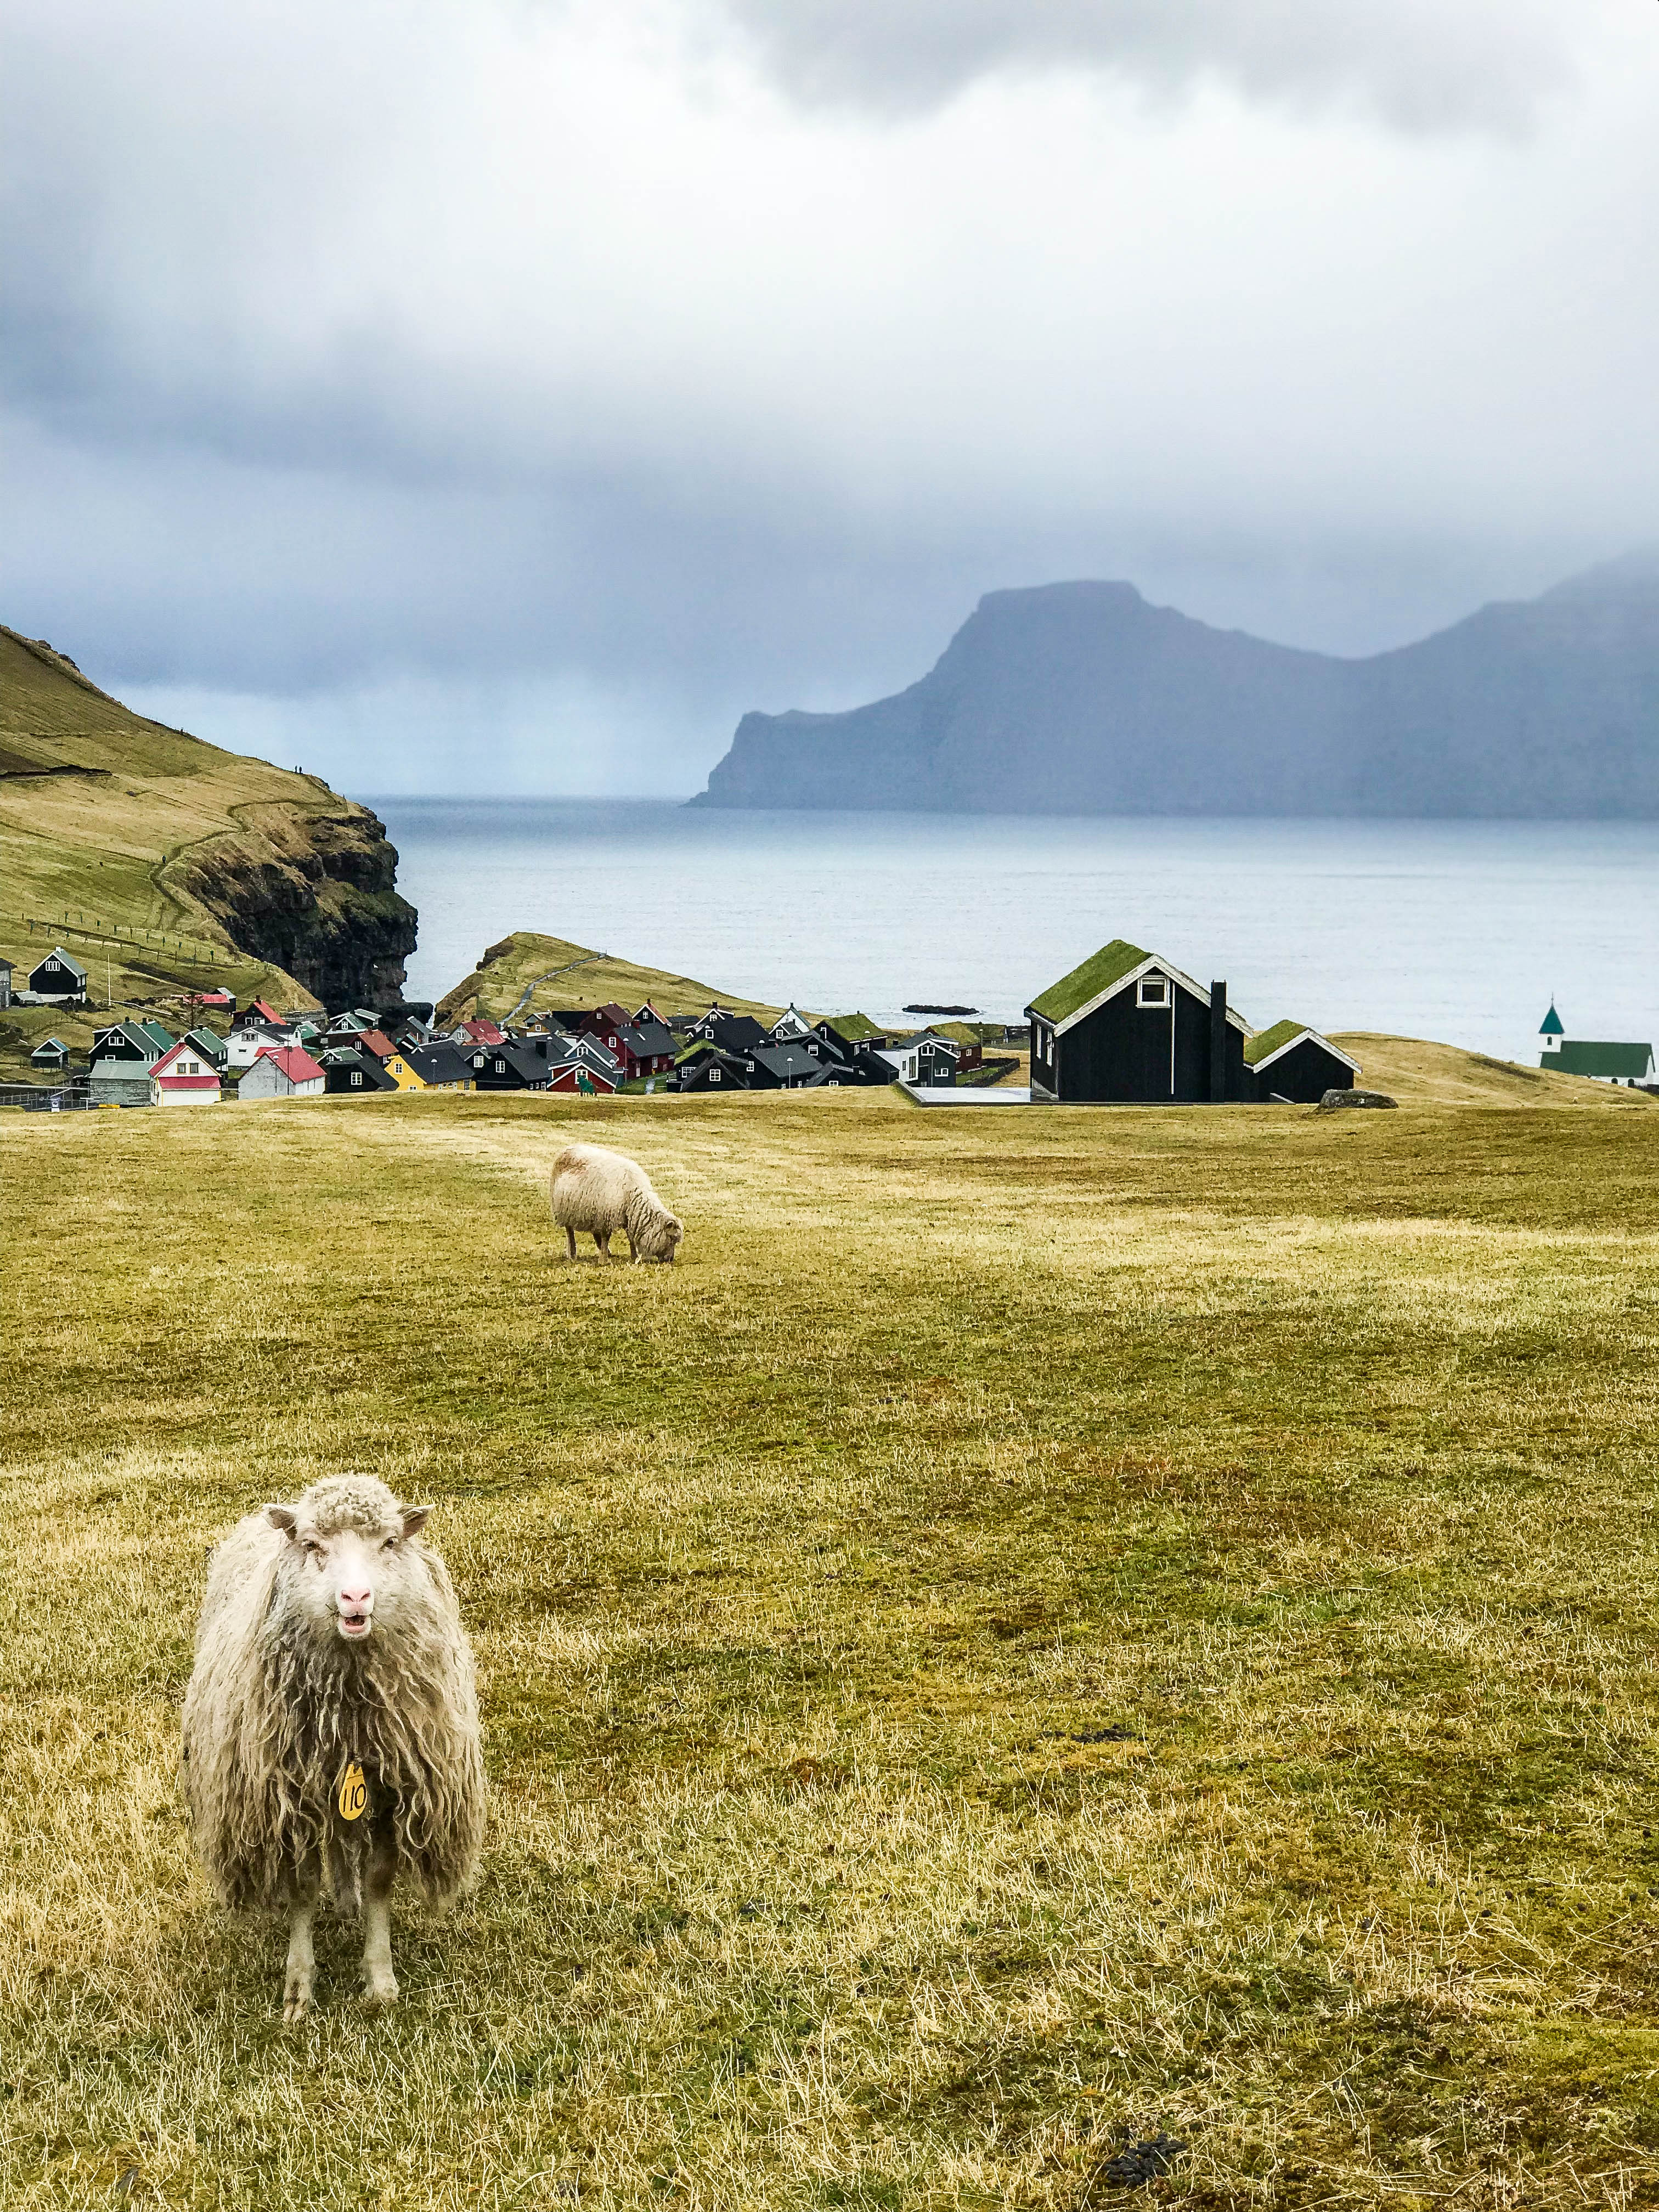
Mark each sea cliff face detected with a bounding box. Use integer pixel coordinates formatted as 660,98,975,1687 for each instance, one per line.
170,802,416,1007
693,556,1659,817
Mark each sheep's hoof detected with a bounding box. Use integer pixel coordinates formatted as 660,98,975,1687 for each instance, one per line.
281,1984,312,2023
363,1968,399,2008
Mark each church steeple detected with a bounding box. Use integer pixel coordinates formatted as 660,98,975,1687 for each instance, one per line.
1539,1000,1564,1053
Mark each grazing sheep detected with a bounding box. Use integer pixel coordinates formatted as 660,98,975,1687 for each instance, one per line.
550,1141,683,1263
182,1475,485,2019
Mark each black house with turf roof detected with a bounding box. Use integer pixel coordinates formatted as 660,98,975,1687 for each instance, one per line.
1243,1021,1361,1104
1026,939,1249,1104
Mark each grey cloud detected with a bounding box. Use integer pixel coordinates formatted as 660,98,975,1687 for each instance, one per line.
719,0,1584,132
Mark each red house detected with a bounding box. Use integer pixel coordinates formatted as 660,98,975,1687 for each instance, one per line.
575,1002,676,1080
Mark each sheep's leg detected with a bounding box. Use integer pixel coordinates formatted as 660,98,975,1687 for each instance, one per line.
360,1831,399,2007
283,1865,320,2022
593,1229,611,1262
565,1226,577,1261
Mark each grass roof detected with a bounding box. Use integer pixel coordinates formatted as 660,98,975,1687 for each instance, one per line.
1027,939,1149,1024
1243,1019,1308,1066
822,1012,885,1041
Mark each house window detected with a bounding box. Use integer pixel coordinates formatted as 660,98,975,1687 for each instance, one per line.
494,1058,506,1073
351,1072,363,1087
1137,975,1170,1007
710,1068,721,1082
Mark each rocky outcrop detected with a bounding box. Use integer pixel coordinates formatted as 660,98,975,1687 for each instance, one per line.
171,802,417,1008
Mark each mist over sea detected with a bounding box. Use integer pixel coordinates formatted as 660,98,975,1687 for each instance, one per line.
374,799,1659,1063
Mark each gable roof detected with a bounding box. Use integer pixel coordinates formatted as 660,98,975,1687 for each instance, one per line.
1028,940,1149,1024
820,1012,885,1042
321,1046,397,1088
1539,1001,1565,1036
32,946,88,982
1026,940,1250,1036
256,1045,326,1084
405,1042,472,1085
1552,1039,1654,1080
151,1039,221,1077
1244,1020,1362,1075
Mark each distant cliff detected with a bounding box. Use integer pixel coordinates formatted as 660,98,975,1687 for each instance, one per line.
0,627,416,1007
693,555,1659,816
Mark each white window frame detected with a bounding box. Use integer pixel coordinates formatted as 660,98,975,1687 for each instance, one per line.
1137,974,1171,1007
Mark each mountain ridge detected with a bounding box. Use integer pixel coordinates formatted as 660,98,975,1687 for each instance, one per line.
692,554,1659,816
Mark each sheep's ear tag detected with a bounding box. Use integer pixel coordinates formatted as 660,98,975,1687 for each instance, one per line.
337,1763,368,1822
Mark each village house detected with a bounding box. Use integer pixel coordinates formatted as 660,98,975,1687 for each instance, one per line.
30,1036,70,1071
1537,1002,1655,1084
878,1030,964,1087
239,1045,327,1101
180,1026,228,1070
450,1015,506,1051
225,1003,296,1069
459,1038,552,1092
25,947,88,1004
150,1037,223,1105
543,1036,621,1094
574,1002,676,1080
89,1019,176,1107
1026,940,1249,1104
0,960,12,1010
321,1046,399,1095
404,1042,475,1091
1243,1022,1361,1104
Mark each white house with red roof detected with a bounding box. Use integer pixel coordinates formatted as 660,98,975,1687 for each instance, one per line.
238,1045,326,1101
150,1037,223,1105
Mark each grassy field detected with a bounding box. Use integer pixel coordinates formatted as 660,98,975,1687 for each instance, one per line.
4,1076,1659,2209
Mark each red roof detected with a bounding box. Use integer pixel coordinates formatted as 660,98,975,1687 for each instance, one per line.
249,997,285,1023
358,1029,396,1059
151,1041,220,1083
254,1045,325,1084
460,1017,505,1045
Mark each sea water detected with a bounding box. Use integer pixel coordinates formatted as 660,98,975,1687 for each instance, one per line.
372,799,1659,1063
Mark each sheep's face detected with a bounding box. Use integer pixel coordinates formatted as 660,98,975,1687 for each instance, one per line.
640,1212,684,1263
265,1479,433,1646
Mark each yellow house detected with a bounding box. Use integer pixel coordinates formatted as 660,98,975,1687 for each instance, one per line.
381,1051,427,1091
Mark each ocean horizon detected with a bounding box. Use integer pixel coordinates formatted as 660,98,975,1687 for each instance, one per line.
370,798,1659,1065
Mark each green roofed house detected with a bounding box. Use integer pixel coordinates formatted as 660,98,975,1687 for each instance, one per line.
1243,1021,1361,1104
1538,1003,1654,1084
1025,940,1250,1104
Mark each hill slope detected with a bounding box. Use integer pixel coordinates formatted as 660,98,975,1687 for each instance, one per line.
693,555,1659,816
0,627,415,1014
436,929,783,1025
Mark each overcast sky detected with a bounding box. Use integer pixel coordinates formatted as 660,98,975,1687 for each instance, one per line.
3,0,1655,794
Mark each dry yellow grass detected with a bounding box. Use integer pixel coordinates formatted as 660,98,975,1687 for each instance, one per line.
3,1090,1659,2208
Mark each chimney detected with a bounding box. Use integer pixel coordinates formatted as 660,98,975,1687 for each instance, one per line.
1209,981,1228,1103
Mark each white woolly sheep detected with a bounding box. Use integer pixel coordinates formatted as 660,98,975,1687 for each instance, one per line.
182,1475,485,2019
550,1141,683,1263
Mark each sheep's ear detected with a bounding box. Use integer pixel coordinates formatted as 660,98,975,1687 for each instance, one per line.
264,1503,298,1536
401,1504,433,1538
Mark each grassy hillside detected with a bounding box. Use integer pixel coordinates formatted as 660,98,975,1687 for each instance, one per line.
1332,1031,1655,1108
0,628,413,1074
4,1090,1659,2206
436,928,785,1025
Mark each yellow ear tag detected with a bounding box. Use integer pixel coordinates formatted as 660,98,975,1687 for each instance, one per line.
338,1763,368,1821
